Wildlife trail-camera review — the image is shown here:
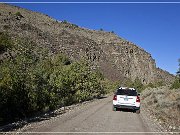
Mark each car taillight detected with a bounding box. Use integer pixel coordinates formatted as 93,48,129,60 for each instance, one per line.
136,96,140,102
113,95,117,100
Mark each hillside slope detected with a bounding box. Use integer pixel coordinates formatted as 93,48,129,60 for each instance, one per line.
0,3,175,84
142,86,180,132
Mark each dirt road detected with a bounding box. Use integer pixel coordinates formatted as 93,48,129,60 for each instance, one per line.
19,95,161,135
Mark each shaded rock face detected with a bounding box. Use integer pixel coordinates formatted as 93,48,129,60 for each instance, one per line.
0,3,175,84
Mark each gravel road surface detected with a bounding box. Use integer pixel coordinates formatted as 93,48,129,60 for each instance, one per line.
17,95,162,135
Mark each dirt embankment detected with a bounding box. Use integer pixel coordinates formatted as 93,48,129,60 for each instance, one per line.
141,86,180,132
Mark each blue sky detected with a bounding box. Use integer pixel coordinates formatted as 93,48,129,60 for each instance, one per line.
2,1,180,74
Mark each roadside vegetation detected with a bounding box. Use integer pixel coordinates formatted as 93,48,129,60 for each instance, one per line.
142,86,180,132
122,78,164,93
170,59,180,89
0,33,111,126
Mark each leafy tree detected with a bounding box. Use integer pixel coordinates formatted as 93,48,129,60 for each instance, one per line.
133,77,144,92
170,59,180,89
177,59,180,81
123,78,144,93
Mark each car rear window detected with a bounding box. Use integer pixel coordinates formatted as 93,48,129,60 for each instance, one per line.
116,89,137,96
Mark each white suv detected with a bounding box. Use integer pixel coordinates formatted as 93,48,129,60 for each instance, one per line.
113,87,140,114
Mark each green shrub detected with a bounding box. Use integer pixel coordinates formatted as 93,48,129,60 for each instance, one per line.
62,20,68,24
170,59,180,89
0,32,12,53
15,11,23,17
170,78,180,89
102,79,119,94
146,83,155,88
3,25,10,30
123,78,145,93
156,81,164,87
72,24,79,28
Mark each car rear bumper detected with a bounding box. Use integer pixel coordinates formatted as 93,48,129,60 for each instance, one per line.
114,105,140,110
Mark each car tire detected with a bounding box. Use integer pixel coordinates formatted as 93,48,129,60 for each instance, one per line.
136,109,140,114
113,106,116,111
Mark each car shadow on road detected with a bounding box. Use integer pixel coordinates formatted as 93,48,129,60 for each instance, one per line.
115,108,135,113
96,96,108,99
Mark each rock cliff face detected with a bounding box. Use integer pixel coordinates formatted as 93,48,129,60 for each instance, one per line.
0,3,175,84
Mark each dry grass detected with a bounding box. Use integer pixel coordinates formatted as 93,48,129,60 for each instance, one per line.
142,86,180,132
